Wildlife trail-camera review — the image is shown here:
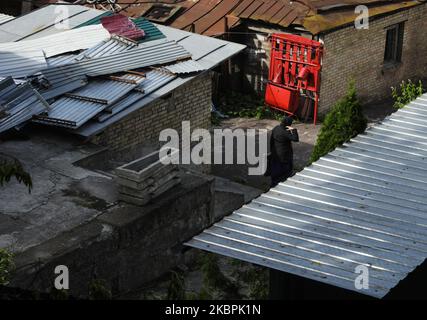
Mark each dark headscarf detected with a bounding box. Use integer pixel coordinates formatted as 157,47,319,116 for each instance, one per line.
281,116,293,127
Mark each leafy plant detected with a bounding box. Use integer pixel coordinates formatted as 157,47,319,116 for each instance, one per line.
199,253,238,298
88,279,112,300
391,80,424,109
0,248,14,286
220,92,283,120
310,81,367,163
0,153,32,192
49,287,69,300
167,271,186,300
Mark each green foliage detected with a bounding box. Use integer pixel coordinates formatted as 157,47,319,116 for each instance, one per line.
0,153,32,192
0,249,14,286
310,81,367,163
49,288,69,300
232,264,268,300
167,271,186,300
392,79,424,109
211,112,221,126
88,279,112,300
200,253,228,290
221,92,283,120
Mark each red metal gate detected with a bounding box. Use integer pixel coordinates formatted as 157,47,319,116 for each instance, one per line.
265,34,323,124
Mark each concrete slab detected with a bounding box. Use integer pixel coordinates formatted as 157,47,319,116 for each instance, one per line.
0,130,115,253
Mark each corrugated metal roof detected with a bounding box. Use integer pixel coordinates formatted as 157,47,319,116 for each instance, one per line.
0,25,111,58
40,77,89,101
162,60,206,74
124,0,424,35
0,50,47,78
34,73,145,129
77,13,166,43
40,39,191,86
74,35,137,60
97,69,177,122
100,14,146,41
0,77,49,133
46,36,136,67
0,13,14,25
0,5,106,42
75,24,246,137
186,93,427,299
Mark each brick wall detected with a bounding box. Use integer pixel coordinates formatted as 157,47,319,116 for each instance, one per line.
319,3,427,114
91,72,212,152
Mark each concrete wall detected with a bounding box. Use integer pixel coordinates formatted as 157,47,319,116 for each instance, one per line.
91,72,212,152
319,3,427,114
10,172,215,298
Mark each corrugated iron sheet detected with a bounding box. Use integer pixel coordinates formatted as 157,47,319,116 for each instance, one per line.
0,5,105,42
97,69,177,121
187,93,427,299
74,35,137,60
0,50,47,78
0,77,49,133
162,60,206,74
0,13,14,25
34,74,145,129
101,14,145,40
40,39,191,86
134,0,424,35
77,14,166,43
75,25,246,137
0,25,111,58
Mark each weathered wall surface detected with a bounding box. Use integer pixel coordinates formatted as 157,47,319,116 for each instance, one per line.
91,72,212,152
320,4,427,114
10,173,215,298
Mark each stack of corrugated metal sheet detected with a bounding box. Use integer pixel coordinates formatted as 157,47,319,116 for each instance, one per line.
0,77,50,133
97,69,177,122
187,93,427,299
40,39,191,86
0,5,244,135
75,24,246,138
34,73,146,129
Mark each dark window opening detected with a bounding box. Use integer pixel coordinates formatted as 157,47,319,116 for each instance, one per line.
384,22,404,63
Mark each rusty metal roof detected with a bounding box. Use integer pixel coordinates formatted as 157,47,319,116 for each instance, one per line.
114,0,425,35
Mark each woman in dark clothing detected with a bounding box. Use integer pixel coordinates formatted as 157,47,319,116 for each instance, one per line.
270,116,299,187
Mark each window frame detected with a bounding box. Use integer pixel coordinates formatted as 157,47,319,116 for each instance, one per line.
384,22,405,64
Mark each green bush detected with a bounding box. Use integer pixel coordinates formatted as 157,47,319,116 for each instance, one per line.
220,92,283,121
88,279,112,300
310,81,367,163
0,249,14,286
167,271,186,300
0,153,32,192
391,80,424,109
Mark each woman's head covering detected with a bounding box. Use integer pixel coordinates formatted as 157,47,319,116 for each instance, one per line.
282,116,293,127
